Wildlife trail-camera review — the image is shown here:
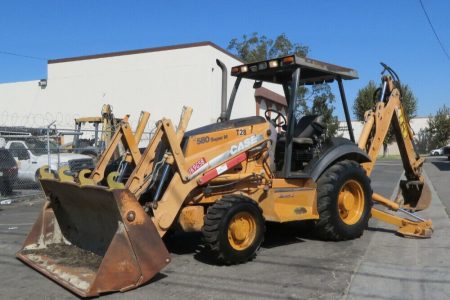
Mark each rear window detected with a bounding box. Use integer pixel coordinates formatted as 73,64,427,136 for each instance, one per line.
0,149,17,168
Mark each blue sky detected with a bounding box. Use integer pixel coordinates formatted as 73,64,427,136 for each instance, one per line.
1,0,449,119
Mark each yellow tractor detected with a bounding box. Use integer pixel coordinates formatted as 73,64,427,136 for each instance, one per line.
17,56,432,297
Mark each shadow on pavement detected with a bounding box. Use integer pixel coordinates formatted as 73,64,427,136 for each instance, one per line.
262,221,316,248
163,221,318,265
431,159,450,171
366,226,398,235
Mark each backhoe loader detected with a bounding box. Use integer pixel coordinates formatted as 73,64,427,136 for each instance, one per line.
62,104,122,158
17,56,432,297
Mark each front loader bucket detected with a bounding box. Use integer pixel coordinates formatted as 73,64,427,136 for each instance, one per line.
16,179,170,297
395,179,432,211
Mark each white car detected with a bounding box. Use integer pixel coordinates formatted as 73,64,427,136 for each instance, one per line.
430,147,444,156
5,139,95,182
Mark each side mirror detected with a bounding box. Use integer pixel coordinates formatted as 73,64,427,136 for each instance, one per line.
18,151,30,160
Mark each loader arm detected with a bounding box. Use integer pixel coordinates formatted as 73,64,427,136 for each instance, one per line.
88,111,150,184
125,107,192,198
357,68,432,238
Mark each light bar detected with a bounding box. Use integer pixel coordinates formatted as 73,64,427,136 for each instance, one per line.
231,55,296,76
282,56,295,64
258,62,267,70
269,60,278,68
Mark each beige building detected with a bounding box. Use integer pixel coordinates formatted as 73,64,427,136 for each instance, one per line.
0,42,283,139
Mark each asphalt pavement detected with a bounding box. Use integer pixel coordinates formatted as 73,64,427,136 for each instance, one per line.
424,156,450,217
345,157,450,300
0,159,448,300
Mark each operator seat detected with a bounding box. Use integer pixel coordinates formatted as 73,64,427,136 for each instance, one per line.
279,115,326,145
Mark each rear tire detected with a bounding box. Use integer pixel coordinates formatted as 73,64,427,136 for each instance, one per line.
202,195,265,265
315,160,372,241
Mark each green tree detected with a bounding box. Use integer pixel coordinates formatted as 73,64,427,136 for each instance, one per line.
227,32,308,62
296,84,339,137
353,80,378,121
228,33,338,137
353,81,417,121
415,127,431,154
353,81,418,155
427,105,450,149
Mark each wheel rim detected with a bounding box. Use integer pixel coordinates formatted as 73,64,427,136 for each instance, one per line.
338,180,365,225
227,211,257,251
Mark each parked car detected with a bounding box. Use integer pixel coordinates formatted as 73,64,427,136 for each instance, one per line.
0,148,18,196
5,138,95,183
430,147,445,156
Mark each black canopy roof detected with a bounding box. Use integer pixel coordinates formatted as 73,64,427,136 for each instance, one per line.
231,55,358,85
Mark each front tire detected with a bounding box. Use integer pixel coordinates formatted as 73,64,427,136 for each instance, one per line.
202,195,265,265
315,160,372,241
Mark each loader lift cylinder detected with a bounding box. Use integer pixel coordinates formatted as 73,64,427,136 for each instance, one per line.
152,163,171,203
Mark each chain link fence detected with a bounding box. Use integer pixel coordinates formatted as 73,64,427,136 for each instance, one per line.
0,124,153,205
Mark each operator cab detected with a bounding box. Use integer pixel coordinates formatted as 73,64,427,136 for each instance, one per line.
227,55,359,178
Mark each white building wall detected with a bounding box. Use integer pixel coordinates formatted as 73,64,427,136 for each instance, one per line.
0,80,51,127
0,44,283,136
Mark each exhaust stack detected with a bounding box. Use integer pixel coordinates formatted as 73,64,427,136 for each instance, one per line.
216,59,227,121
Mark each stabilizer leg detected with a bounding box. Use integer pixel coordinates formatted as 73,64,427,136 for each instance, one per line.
371,193,432,238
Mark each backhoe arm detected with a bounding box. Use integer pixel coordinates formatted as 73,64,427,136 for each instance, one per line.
357,65,432,238
358,70,431,211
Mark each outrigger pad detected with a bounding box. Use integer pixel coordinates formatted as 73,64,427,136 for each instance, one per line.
395,180,432,211
16,179,170,297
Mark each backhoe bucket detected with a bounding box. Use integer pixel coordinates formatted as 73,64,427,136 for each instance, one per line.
395,179,432,211
16,179,170,297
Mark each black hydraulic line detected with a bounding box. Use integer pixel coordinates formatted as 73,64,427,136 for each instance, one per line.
337,76,355,143
117,162,128,183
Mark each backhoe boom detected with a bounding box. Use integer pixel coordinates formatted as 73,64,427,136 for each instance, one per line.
358,65,432,237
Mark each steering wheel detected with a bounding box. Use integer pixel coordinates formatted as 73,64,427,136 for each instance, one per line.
264,109,287,129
